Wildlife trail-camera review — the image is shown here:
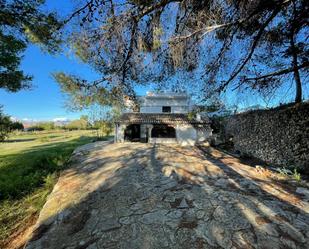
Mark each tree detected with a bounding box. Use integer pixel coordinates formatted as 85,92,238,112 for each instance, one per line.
88,105,118,137
0,107,12,141
10,121,24,131
0,0,62,93
37,122,55,130
56,0,308,108
65,118,88,130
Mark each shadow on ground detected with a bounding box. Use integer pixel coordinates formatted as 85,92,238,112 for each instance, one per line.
24,142,309,249
0,136,96,200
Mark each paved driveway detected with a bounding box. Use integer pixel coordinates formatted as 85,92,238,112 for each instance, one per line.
26,142,309,249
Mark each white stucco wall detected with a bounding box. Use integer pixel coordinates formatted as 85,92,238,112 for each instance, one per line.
149,138,177,144
196,128,212,143
175,124,197,146
140,95,190,113
142,97,188,106
115,124,126,142
140,106,189,113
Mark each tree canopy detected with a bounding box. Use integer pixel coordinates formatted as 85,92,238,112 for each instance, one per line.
55,0,308,108
0,0,62,92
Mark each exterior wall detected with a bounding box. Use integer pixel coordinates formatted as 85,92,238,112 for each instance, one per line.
142,97,189,106
175,124,197,146
115,123,212,146
149,138,177,143
114,124,126,143
225,103,309,173
140,95,190,113
196,128,212,143
140,105,189,113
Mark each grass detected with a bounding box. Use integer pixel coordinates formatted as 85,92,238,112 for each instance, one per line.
0,130,106,248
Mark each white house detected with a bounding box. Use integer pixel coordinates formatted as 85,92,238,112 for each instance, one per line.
114,92,212,146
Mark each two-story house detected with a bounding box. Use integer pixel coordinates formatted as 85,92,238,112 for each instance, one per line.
114,91,212,145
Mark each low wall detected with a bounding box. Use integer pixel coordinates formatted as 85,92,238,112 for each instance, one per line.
149,138,177,144
225,102,309,173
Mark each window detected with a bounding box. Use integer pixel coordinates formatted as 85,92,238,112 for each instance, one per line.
162,106,171,113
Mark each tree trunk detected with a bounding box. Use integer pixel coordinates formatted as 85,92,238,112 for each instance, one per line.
290,2,302,103
290,35,302,103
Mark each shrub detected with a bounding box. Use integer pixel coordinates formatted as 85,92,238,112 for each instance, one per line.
10,121,24,131
27,126,44,131
0,109,12,141
65,119,88,130
293,168,301,182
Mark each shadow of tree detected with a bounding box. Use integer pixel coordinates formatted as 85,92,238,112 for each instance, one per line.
1,138,36,143
24,142,308,249
0,136,95,200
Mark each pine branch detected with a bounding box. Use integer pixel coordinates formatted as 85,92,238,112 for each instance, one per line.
217,8,282,92
243,62,308,82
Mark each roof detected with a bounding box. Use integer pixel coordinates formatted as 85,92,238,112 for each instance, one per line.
115,113,210,125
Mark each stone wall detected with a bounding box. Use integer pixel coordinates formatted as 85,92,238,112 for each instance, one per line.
225,102,309,173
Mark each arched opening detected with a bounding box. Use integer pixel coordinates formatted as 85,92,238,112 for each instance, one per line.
151,124,176,138
124,124,141,142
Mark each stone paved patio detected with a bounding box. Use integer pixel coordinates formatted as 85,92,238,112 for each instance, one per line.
25,142,309,249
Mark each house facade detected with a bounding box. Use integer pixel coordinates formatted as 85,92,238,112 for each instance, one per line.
114,92,212,146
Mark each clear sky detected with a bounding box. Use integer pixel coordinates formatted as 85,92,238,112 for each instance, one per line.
1,44,96,121
0,0,79,121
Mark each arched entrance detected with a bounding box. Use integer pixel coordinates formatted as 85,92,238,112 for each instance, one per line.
124,124,141,142
151,124,176,138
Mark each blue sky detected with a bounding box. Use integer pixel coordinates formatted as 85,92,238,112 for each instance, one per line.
0,0,82,121
0,44,100,121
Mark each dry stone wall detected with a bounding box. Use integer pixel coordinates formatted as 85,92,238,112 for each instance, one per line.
225,102,309,173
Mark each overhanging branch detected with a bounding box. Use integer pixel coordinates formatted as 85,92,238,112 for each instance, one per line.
217,8,281,92
243,62,309,81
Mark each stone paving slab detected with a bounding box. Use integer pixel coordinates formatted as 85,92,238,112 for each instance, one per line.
25,142,309,249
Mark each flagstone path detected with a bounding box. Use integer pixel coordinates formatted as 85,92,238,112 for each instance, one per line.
25,141,309,249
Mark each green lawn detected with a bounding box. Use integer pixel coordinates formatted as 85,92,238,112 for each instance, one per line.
0,130,107,248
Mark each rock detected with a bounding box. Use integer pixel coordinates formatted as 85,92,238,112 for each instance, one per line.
202,183,214,193
130,203,142,211
279,223,306,243
232,231,257,249
256,233,281,249
196,210,205,219
163,195,176,202
296,187,309,198
140,210,168,224
99,218,121,232
215,178,229,188
280,237,297,249
205,222,232,248
166,210,183,219
79,240,86,246
160,180,178,191
261,223,279,237
119,216,133,225
178,198,189,209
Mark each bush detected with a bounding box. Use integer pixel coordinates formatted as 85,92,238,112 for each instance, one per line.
10,121,24,131
0,110,12,141
65,119,88,130
28,122,55,131
93,120,113,136
27,126,44,131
